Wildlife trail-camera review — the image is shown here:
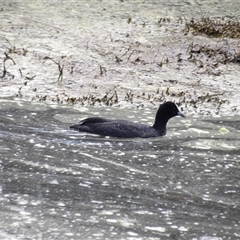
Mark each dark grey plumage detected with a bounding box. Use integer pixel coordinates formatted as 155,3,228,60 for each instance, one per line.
70,101,185,138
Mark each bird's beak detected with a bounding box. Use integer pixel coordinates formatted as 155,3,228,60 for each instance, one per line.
178,111,186,118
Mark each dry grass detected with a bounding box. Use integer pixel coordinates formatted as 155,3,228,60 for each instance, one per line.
185,17,240,38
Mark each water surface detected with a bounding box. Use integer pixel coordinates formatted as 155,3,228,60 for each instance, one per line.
0,99,240,239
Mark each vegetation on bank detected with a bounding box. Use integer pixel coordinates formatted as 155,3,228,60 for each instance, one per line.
1,17,240,114
184,17,240,38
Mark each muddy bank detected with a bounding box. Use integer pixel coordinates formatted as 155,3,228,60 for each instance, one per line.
0,0,240,115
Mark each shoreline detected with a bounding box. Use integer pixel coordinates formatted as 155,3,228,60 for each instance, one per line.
1,1,240,115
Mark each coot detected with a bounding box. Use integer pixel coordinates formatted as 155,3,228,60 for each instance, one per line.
70,101,185,138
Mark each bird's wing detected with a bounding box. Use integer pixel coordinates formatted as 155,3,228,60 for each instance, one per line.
79,117,111,125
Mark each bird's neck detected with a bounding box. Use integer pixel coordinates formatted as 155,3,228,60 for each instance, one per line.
152,110,170,130
153,118,168,129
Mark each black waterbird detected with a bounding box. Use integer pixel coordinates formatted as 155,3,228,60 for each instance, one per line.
70,101,185,138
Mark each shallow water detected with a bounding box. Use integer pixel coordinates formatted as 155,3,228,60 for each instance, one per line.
0,99,240,240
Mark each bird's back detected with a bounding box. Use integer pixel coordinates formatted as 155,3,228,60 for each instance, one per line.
70,117,164,138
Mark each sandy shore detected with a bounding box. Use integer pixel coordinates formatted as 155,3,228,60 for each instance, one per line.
1,0,240,115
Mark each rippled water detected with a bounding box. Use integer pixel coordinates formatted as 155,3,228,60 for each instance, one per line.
0,99,240,239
